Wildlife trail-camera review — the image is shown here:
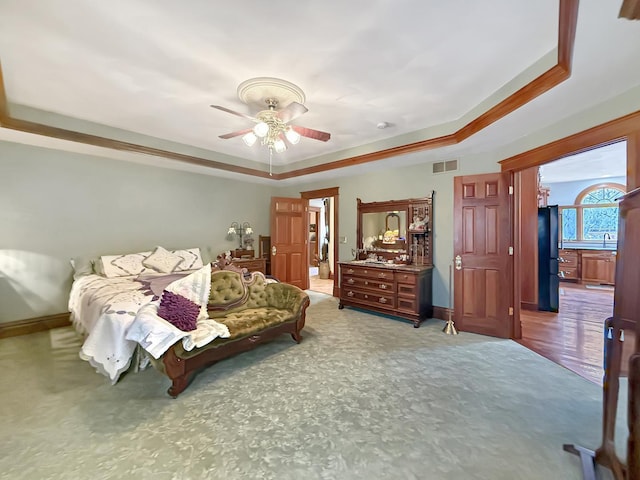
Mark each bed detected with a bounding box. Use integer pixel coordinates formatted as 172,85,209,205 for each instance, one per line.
68,248,309,396
68,246,224,383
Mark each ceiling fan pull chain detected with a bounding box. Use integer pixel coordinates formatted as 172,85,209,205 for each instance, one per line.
269,146,273,176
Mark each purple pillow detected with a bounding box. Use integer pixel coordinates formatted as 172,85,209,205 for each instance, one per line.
157,291,199,331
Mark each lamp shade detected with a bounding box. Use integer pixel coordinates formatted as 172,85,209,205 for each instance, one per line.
285,127,301,145
242,132,257,146
274,138,286,153
253,122,269,138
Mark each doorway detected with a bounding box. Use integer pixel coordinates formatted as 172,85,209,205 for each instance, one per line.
517,141,627,384
301,187,339,296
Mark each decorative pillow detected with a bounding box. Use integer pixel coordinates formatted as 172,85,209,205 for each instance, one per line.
99,251,152,278
164,264,212,320
157,291,199,331
172,248,204,271
143,246,183,273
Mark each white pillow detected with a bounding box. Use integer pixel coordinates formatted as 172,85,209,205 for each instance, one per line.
172,248,204,271
143,246,183,273
99,251,152,278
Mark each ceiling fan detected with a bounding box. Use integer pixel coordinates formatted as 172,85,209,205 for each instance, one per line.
210,77,331,157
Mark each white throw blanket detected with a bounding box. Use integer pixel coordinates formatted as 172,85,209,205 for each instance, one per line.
125,265,230,359
69,264,229,384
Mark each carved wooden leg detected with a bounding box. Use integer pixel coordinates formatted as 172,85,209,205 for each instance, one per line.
167,372,195,398
338,303,344,309
291,331,303,343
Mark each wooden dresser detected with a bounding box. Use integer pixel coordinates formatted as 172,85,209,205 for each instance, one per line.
338,261,433,327
231,257,266,275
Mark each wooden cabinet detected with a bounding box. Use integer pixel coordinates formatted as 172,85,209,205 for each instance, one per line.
231,257,266,275
581,251,616,285
407,197,433,266
338,262,433,327
558,249,579,280
557,248,617,285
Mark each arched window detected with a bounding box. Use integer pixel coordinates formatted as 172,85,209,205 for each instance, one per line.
560,183,625,242
576,183,626,205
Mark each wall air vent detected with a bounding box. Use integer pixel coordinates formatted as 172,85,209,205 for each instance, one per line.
432,159,459,174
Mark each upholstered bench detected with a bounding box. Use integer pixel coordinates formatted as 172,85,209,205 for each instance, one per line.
152,266,309,397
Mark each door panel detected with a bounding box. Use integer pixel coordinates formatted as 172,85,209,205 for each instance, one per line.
454,173,513,338
271,197,308,289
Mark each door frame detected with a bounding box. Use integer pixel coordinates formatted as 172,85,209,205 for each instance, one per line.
300,187,339,296
308,206,321,266
500,110,640,339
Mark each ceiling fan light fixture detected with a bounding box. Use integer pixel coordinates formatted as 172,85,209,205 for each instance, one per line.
242,131,257,146
253,122,269,138
285,127,301,145
274,138,287,153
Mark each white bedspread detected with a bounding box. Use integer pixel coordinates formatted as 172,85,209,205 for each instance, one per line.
69,274,155,383
68,265,228,383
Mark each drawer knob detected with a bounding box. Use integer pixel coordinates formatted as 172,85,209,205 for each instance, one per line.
379,284,387,289
365,281,369,285
364,294,369,299
379,297,387,304
347,269,354,274
347,291,354,297
378,273,386,278
347,278,354,284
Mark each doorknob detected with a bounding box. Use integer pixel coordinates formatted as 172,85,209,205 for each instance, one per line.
455,255,462,270
271,245,277,256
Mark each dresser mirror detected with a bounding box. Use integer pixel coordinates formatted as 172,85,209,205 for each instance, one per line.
356,193,434,264
357,198,410,256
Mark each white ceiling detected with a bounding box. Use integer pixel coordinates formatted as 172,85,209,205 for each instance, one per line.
0,1,639,183
539,140,627,184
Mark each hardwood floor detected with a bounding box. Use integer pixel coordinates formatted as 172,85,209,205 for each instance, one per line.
308,267,334,295
518,282,624,385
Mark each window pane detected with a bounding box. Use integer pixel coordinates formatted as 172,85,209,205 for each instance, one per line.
582,207,619,240
581,187,624,204
561,208,577,241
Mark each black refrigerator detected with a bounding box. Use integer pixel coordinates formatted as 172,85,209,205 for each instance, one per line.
538,205,559,312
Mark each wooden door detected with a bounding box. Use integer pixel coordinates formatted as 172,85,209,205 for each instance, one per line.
270,197,309,289
454,173,513,338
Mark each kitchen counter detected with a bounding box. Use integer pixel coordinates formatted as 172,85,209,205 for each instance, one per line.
559,244,617,251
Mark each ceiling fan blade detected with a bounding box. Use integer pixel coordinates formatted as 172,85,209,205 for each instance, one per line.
219,128,254,139
277,102,308,123
291,125,331,142
210,105,257,122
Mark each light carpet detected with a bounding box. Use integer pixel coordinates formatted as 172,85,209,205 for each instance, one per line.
0,291,627,479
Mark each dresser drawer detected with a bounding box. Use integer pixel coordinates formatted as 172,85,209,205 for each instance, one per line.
395,271,417,285
342,276,394,292
397,296,417,313
341,288,395,309
341,265,394,281
397,283,416,297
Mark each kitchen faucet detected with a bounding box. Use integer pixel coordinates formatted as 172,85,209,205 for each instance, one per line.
603,232,611,248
